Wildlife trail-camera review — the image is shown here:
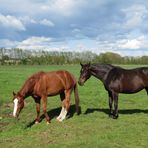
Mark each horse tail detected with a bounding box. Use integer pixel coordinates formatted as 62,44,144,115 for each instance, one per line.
74,83,80,115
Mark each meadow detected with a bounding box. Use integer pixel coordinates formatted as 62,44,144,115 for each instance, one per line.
0,65,148,148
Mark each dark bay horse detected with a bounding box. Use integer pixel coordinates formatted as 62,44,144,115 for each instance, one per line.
78,63,148,119
12,70,79,124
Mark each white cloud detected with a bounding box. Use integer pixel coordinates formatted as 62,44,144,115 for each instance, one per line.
0,13,26,31
40,19,54,27
119,39,140,49
0,39,19,48
17,36,52,50
122,4,148,28
19,16,36,24
118,35,148,49
42,0,86,16
50,0,76,16
95,34,148,56
41,5,50,11
18,16,55,28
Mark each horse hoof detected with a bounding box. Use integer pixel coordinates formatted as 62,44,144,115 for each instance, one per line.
35,121,39,124
46,121,50,125
57,117,64,122
109,114,113,118
57,118,62,122
112,115,119,119
57,116,64,122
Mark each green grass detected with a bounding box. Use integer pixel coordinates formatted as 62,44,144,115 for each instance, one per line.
0,65,148,148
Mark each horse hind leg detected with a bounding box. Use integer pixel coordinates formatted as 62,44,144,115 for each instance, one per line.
57,106,68,122
57,92,65,121
57,90,71,122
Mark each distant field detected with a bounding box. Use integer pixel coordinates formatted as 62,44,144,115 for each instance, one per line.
0,65,148,148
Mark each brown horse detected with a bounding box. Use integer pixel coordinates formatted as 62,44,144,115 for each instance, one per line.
12,70,79,124
78,63,148,119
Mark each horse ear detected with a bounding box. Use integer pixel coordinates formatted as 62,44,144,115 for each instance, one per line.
13,91,16,96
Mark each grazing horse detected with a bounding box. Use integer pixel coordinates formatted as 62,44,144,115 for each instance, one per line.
12,70,79,124
78,63,148,119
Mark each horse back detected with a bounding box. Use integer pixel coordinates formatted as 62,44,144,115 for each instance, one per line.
33,70,76,96
55,70,77,88
105,67,148,93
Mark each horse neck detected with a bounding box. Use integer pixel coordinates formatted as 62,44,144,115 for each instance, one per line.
90,64,113,82
19,79,34,99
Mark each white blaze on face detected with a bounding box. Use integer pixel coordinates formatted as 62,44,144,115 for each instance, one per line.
13,98,18,117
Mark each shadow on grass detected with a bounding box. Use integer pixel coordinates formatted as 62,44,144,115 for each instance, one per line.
84,108,148,115
25,104,81,128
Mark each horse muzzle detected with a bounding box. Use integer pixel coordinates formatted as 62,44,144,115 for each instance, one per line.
13,112,19,118
78,79,84,86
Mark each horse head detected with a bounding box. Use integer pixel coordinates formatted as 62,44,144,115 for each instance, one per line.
78,63,91,86
12,91,24,118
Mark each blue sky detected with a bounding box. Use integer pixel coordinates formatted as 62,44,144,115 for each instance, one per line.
0,0,148,56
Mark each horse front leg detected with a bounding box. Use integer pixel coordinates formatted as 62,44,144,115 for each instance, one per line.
57,90,71,122
112,92,119,119
108,91,113,118
34,97,41,124
42,96,50,124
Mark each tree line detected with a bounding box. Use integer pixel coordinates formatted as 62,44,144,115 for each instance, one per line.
0,48,148,65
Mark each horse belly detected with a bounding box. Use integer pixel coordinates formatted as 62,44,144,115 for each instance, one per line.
46,81,65,96
121,87,144,94
121,77,144,94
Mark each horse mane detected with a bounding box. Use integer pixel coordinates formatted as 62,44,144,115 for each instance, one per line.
91,63,115,71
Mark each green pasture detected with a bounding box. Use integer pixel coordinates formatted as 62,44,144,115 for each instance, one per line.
0,65,148,148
